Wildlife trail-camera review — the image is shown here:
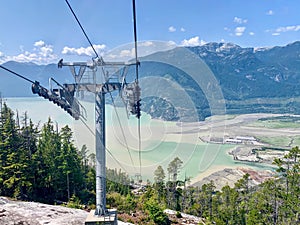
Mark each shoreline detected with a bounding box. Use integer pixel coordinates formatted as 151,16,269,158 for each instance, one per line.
189,164,238,185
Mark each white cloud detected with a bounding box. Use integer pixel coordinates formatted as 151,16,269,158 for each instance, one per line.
180,27,185,32
168,26,176,32
275,25,300,33
167,40,176,46
11,51,38,62
62,44,106,57
34,40,45,47
40,46,54,57
0,40,58,64
0,51,5,63
0,40,60,64
235,26,246,36
272,32,280,36
140,41,153,47
119,49,135,58
104,41,177,61
181,36,206,46
266,24,300,36
233,17,247,24
249,32,255,36
224,27,230,31
266,10,274,15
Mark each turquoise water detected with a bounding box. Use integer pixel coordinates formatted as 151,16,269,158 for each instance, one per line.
4,97,275,181
4,97,73,126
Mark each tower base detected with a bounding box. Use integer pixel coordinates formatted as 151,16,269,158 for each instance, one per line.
85,209,117,225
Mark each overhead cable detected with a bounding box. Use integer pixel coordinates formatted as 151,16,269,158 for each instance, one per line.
109,92,137,172
64,0,100,60
132,0,142,178
0,65,34,84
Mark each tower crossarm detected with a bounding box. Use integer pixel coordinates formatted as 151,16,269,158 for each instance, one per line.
58,58,137,69
63,83,122,94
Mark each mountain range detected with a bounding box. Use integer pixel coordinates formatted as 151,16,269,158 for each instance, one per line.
1,41,300,121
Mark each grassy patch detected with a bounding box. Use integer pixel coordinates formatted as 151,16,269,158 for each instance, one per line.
257,136,292,147
292,137,300,147
249,116,300,129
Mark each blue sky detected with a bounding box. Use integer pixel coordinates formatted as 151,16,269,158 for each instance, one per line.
0,0,299,64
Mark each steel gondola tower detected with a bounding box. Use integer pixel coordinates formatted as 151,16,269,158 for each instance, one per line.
60,0,141,223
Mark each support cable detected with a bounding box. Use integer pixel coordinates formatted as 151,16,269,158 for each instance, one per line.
0,65,34,84
79,116,129,174
50,77,66,90
106,146,129,175
64,0,100,60
108,92,136,172
79,117,95,136
132,0,139,74
132,0,142,179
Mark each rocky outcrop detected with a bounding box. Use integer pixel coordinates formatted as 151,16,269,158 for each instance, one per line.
193,167,274,190
0,197,88,225
229,146,260,162
0,197,135,225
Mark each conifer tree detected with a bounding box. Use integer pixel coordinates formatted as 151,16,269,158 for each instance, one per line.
0,103,30,198
32,118,60,202
58,125,84,201
154,165,166,202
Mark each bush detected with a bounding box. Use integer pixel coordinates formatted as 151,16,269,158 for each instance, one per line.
66,194,84,209
145,198,170,225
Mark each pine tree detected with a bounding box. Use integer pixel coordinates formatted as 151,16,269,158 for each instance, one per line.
0,103,29,198
153,165,166,202
58,125,84,201
273,146,300,223
32,118,61,203
166,157,183,209
18,113,39,199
